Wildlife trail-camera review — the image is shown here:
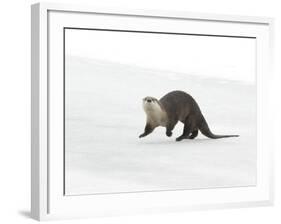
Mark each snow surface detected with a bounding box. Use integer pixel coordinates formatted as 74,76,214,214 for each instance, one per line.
65,56,256,195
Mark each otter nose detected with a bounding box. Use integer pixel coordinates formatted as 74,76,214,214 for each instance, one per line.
147,99,152,103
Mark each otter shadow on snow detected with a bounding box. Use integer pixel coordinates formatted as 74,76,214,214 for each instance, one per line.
138,138,233,146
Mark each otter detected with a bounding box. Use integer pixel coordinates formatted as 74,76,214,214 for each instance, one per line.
139,90,239,141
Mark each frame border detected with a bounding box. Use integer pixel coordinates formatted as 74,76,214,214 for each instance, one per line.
31,2,274,221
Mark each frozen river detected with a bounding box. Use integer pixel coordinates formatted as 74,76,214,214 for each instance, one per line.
65,56,256,195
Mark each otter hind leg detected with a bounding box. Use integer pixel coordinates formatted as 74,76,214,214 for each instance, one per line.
176,118,192,141
188,130,198,139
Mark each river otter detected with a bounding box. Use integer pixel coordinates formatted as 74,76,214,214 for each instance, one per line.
139,90,239,141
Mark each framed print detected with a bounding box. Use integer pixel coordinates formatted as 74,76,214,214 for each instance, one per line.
31,2,274,221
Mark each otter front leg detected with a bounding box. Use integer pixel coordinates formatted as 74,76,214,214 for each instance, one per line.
139,123,155,138
166,121,177,137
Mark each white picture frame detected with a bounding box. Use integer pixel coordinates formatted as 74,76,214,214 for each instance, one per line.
31,2,274,221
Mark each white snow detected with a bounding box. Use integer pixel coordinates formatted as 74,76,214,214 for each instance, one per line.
65,56,256,195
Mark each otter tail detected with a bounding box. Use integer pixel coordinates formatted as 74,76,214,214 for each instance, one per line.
199,116,239,139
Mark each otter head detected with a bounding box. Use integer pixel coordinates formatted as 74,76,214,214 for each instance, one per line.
142,96,160,111
142,96,167,126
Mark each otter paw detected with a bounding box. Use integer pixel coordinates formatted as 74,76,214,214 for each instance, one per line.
166,131,173,137
176,136,184,141
139,133,145,138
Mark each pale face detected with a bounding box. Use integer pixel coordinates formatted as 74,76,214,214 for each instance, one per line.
142,96,167,127
142,96,159,111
